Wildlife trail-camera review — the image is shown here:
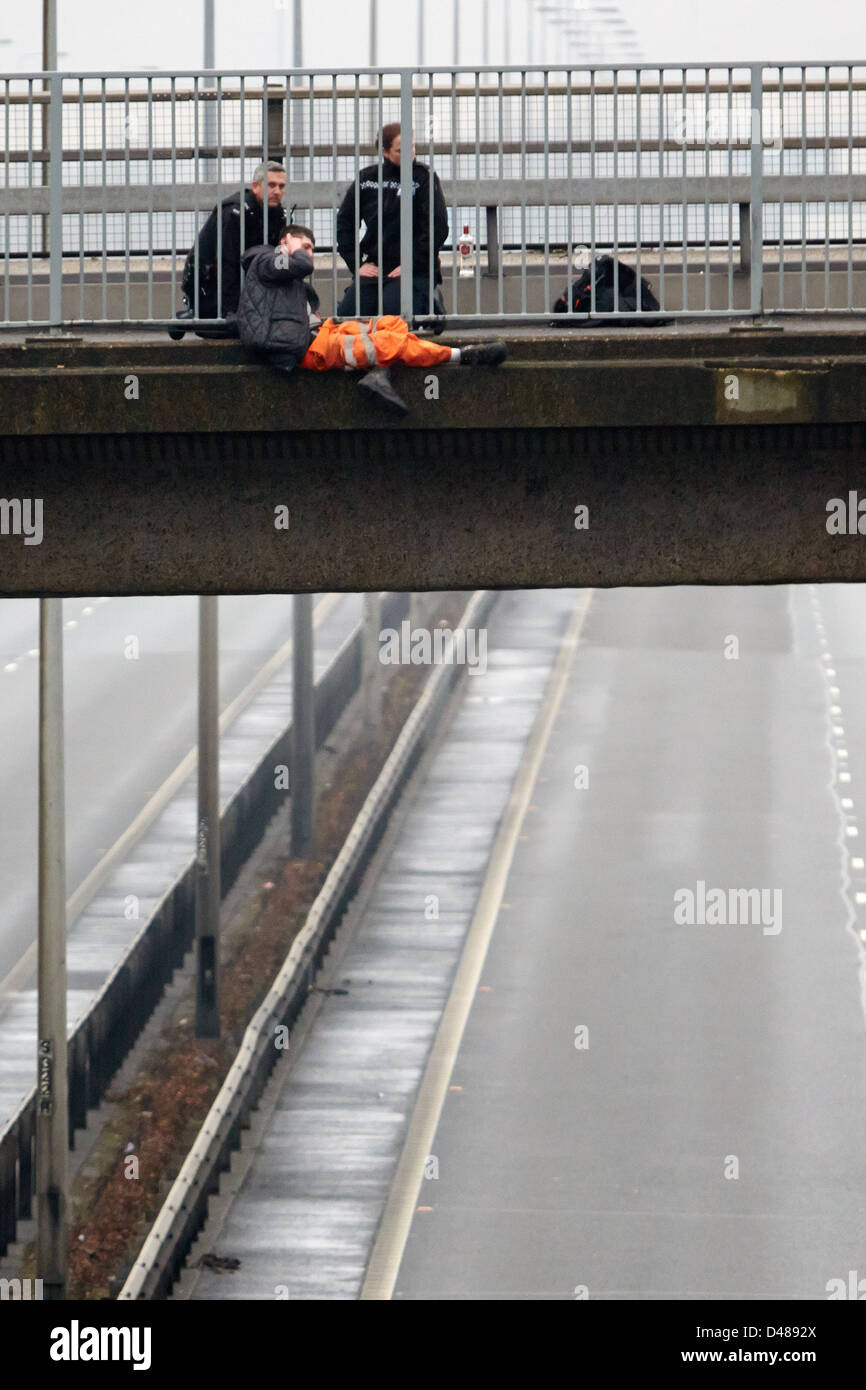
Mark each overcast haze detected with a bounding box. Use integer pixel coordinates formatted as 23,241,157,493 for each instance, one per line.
1,0,865,72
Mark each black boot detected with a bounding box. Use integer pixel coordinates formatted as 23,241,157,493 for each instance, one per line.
168,306,193,341
357,367,409,418
459,341,508,367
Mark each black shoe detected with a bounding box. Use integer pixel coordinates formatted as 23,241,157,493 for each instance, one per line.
194,312,239,340
460,341,508,367
167,306,193,341
357,367,408,418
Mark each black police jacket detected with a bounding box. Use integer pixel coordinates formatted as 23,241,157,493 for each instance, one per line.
336,160,449,283
184,189,287,315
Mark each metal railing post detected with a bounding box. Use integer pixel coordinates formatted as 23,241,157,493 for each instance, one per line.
37,597,68,1300
749,64,764,314
195,596,220,1038
400,69,414,321
48,72,63,330
291,593,315,856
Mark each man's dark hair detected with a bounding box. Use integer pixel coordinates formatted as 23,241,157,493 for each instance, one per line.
376,122,401,155
285,224,316,246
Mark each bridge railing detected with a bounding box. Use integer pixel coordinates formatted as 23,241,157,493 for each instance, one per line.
1,62,865,329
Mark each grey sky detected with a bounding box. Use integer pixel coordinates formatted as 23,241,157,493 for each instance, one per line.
1,0,864,72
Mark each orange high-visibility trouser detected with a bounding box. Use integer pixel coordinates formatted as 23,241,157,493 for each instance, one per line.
300,315,452,371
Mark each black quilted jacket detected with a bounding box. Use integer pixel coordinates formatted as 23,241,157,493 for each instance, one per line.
237,245,320,354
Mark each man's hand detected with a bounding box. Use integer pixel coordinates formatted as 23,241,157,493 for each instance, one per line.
359,262,379,278
388,265,401,278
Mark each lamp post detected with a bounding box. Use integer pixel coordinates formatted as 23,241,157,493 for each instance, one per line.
42,0,57,69
293,0,303,67
370,0,377,66
41,1,57,267
202,1,217,188
195,597,220,1038
36,598,68,1301
417,0,424,67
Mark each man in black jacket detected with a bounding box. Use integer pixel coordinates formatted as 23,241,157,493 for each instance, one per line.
169,162,288,339
237,226,322,373
336,124,449,319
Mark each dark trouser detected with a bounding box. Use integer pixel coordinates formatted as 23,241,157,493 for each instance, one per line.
253,348,304,374
336,275,441,319
183,289,240,338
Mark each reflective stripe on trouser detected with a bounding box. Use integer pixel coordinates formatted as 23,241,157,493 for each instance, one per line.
342,323,378,368
300,316,452,371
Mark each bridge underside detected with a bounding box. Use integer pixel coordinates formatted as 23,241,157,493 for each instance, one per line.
1,326,865,595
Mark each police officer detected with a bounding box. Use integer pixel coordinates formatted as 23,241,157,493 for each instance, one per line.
170,161,288,338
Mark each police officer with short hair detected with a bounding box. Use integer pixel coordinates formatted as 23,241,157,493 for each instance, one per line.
169,161,289,339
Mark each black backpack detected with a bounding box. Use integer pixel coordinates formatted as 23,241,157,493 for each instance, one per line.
553,254,666,320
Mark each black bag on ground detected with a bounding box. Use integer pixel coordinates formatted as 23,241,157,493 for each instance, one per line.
553,254,669,323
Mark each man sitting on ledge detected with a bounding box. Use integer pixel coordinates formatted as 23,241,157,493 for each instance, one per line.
237,226,507,417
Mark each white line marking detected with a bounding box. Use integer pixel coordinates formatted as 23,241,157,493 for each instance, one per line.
360,589,593,1301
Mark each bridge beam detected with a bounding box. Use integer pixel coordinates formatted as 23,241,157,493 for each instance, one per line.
0,331,865,595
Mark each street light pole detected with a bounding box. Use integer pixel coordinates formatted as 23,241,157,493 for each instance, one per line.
42,0,57,68
195,596,220,1038
291,594,315,856
369,0,377,66
202,1,216,187
293,0,303,67
36,598,68,1301
362,593,383,732
203,0,214,69
41,1,57,270
452,0,459,66
417,0,424,67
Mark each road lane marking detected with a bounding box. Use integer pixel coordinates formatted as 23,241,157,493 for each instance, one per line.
360,588,593,1301
0,593,342,1000
809,589,866,1032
